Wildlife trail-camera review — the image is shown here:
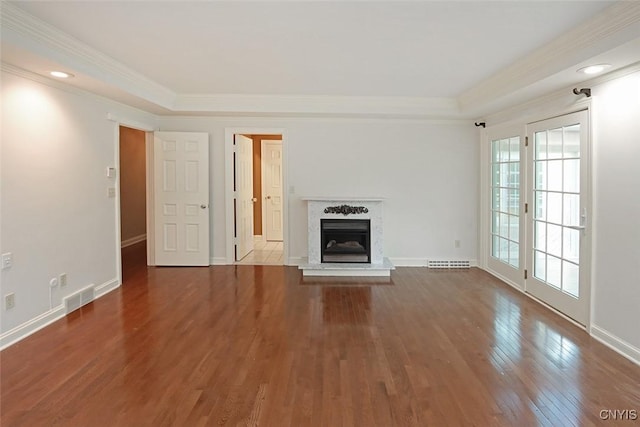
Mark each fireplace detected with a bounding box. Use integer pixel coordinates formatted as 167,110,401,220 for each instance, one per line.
300,197,393,277
321,219,370,263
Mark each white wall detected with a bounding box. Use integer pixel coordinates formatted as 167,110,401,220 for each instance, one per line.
591,70,640,355
0,72,478,346
0,70,157,343
158,117,479,265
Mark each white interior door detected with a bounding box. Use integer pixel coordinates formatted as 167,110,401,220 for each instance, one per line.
153,131,209,266
235,134,254,260
526,110,590,325
262,140,283,241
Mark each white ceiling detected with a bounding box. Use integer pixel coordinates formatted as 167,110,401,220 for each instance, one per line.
2,1,640,119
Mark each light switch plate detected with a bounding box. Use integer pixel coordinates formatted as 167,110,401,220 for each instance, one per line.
106,167,116,178
2,253,12,270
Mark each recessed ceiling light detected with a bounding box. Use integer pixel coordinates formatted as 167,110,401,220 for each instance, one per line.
50,71,74,79
577,64,611,75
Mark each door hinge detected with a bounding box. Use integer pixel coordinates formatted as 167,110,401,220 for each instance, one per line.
524,203,528,214
524,269,528,280
525,136,529,147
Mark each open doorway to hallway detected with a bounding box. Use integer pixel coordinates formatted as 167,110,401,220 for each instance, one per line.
118,126,147,281
233,133,284,265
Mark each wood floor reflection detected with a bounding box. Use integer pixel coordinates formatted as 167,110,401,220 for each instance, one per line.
1,242,639,426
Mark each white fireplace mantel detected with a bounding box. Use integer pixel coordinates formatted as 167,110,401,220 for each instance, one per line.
300,197,393,276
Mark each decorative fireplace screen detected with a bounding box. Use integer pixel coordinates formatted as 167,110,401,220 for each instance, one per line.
321,219,371,263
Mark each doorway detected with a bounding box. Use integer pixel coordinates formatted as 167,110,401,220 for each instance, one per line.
118,126,147,281
225,130,286,265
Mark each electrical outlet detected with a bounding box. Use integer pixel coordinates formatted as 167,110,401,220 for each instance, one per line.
59,273,68,287
49,278,58,288
454,240,461,248
2,252,13,270
5,293,15,310
107,187,116,198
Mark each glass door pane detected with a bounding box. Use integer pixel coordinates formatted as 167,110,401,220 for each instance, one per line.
532,124,580,297
490,136,520,268
526,111,589,325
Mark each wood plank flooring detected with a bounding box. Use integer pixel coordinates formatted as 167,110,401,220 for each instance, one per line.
1,242,639,426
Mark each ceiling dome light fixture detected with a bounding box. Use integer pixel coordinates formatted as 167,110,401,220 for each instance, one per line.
577,64,611,75
50,71,74,78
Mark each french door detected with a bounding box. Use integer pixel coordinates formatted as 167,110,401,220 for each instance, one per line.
487,127,524,286
525,110,590,325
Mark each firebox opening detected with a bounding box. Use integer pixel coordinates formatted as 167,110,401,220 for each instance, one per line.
321,219,371,263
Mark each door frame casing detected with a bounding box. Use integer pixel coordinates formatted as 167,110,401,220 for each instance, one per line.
224,128,288,265
111,116,157,285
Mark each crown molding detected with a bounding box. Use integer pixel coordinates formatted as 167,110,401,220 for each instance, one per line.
1,62,160,129
7,2,635,121
173,93,462,119
1,2,176,109
480,61,640,126
458,1,640,114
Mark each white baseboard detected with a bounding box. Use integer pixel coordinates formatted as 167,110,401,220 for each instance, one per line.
0,277,121,350
121,234,146,248
484,268,525,291
95,278,120,298
591,325,640,367
210,257,228,265
389,258,427,266
388,258,478,267
288,258,476,268
0,305,65,350
287,257,304,266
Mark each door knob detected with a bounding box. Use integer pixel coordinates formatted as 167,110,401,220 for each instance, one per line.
252,198,258,202
266,196,271,200
200,204,207,209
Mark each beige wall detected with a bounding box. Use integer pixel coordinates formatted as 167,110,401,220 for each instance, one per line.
119,126,146,244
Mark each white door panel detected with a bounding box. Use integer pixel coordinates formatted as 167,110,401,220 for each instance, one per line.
235,135,254,260
262,140,283,241
153,132,209,266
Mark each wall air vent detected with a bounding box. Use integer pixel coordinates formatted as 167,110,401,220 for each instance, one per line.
427,260,471,269
64,285,95,314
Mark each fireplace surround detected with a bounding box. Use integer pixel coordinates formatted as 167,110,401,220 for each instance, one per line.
300,197,393,276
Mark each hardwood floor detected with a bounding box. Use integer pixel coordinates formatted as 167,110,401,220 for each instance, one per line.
2,242,639,426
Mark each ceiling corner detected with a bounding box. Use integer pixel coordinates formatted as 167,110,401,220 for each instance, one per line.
458,1,640,116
